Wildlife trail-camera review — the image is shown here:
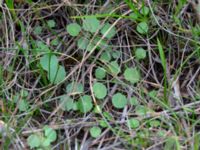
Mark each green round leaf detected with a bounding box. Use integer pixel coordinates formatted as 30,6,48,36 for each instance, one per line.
82,17,100,33
36,41,50,52
77,95,93,113
103,111,113,120
86,43,95,52
112,93,127,109
20,89,29,98
108,61,120,75
66,23,81,36
140,6,149,16
111,51,121,59
90,126,102,138
72,102,78,111
13,94,20,103
27,134,41,149
66,82,84,94
47,20,56,28
100,23,116,39
100,51,111,62
93,82,107,99
148,90,157,98
99,120,108,128
129,12,139,20
135,105,148,116
51,39,59,46
48,65,66,84
93,105,102,114
149,120,160,127
136,22,148,34
77,37,89,50
44,126,57,142
41,136,51,147
59,95,74,111
93,37,109,49
95,67,106,79
34,26,42,35
127,118,140,129
18,99,29,112
123,68,140,84
129,97,139,106
135,48,146,60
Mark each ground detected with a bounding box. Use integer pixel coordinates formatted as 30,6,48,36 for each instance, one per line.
0,0,200,149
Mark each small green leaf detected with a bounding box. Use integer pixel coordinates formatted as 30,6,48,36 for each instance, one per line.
13,94,20,103
59,95,74,111
41,136,51,147
149,120,160,127
93,37,109,49
36,41,50,52
77,95,93,113
27,134,41,149
129,12,139,20
47,20,56,28
82,17,100,33
48,65,66,84
112,93,127,109
93,82,107,99
129,97,138,106
90,126,102,138
86,42,95,52
140,6,149,16
164,137,179,150
135,105,148,116
93,105,102,114
148,90,157,98
66,23,81,36
100,51,111,62
18,99,29,112
51,39,59,46
20,89,29,98
95,67,106,79
72,102,78,111
111,51,121,59
40,54,58,71
136,22,148,34
123,67,140,84
135,48,147,60
77,37,89,50
127,118,140,129
100,23,116,39
103,111,113,120
99,120,108,128
66,82,84,94
34,26,42,35
108,61,120,75
44,126,57,142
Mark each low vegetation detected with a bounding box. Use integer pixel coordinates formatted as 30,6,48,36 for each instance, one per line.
0,0,200,149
